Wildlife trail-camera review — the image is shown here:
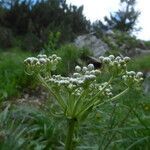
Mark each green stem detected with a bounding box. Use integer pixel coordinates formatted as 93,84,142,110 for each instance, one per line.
78,87,129,118
37,74,66,110
65,119,76,150
96,87,129,108
75,77,114,117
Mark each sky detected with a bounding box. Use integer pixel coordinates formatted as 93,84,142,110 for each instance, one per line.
66,0,150,41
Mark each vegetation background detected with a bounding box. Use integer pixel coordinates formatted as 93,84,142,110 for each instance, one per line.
0,0,149,149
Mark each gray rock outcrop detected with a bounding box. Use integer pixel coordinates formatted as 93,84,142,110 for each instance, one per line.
74,33,109,57
143,72,150,94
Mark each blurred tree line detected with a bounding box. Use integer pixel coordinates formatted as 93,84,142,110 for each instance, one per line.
0,0,90,50
0,0,140,51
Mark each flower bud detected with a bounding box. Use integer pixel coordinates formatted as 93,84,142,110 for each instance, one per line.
39,58,47,64
139,77,144,81
116,56,121,60
42,54,47,58
103,57,111,64
24,58,30,64
73,73,80,78
24,57,37,65
85,71,91,75
119,60,125,65
128,71,136,76
122,75,127,80
105,88,111,92
87,64,94,71
109,55,115,60
75,66,81,72
57,57,61,61
90,70,95,75
77,80,84,85
37,54,47,58
37,54,43,58
124,56,130,62
113,61,118,65
48,56,52,59
107,92,113,97
136,72,143,78
99,56,104,62
82,67,88,73
52,54,57,59
84,75,96,81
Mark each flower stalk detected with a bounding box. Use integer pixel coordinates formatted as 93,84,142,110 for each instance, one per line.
65,118,76,150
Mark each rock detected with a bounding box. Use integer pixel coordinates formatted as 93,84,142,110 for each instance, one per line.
74,33,109,57
143,72,150,94
105,30,114,35
138,41,147,49
135,48,143,55
135,48,150,56
122,48,150,57
81,55,102,69
139,50,150,55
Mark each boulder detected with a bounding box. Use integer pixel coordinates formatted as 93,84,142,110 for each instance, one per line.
105,30,114,35
74,33,109,57
143,71,150,93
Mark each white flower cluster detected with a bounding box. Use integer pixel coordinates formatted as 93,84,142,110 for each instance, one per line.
88,82,113,98
47,64,114,98
122,71,143,86
99,82,113,98
47,64,101,95
75,64,101,76
24,54,61,73
99,55,131,75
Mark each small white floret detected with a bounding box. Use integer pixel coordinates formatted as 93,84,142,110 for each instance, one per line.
75,66,81,72
87,64,94,71
82,67,88,73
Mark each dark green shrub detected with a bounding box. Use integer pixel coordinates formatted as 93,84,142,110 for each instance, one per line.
0,26,14,48
21,33,41,51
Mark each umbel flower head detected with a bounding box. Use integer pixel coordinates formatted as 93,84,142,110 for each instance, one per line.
99,55,131,76
24,54,143,120
24,54,61,75
122,71,144,87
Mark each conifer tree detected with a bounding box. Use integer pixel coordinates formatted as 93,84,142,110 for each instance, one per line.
104,0,140,33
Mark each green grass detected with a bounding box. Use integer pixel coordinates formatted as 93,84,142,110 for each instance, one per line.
1,89,149,150
47,44,91,75
128,55,150,71
0,44,90,101
0,48,37,101
0,47,150,149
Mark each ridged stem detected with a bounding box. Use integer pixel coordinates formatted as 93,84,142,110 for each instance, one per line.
65,118,76,150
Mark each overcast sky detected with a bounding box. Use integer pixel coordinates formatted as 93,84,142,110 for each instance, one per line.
66,0,150,41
